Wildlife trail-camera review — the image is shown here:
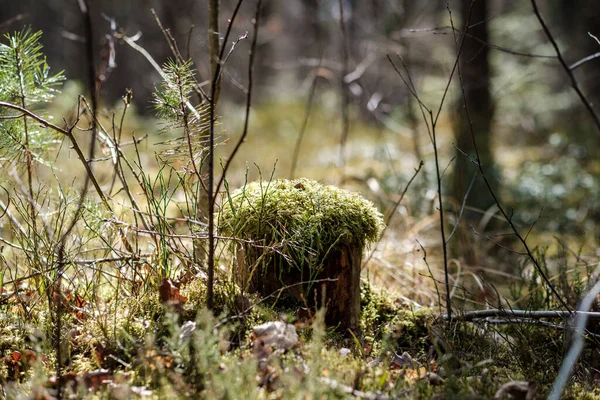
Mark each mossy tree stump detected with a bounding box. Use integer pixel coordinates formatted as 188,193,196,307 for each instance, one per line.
219,178,384,332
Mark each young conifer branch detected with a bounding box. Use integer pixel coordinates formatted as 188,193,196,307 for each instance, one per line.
0,101,111,212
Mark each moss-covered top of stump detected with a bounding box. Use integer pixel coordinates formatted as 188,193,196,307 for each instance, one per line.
219,178,384,253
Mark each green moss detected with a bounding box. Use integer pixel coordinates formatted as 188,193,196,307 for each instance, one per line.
563,384,600,399
218,178,384,269
360,283,434,356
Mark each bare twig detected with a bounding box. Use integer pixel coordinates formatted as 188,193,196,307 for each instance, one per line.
0,14,28,31
362,161,423,268
337,0,351,169
207,0,247,310
531,0,600,135
214,0,262,200
417,25,556,60
569,52,600,70
208,0,221,104
290,55,322,179
150,9,208,102
118,33,202,120
386,1,474,318
446,174,476,243
449,4,570,311
417,239,442,314
56,1,98,396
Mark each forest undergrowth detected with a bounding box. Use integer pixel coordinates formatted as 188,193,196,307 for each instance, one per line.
1,5,600,398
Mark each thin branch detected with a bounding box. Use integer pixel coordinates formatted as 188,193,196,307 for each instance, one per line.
56,0,98,394
117,33,201,120
569,52,600,71
362,161,423,267
214,0,262,201
551,263,600,400
150,9,208,102
290,55,322,179
208,0,246,310
449,4,571,311
337,0,351,169
421,25,556,59
0,14,28,31
208,0,221,104
446,173,476,243
531,0,600,135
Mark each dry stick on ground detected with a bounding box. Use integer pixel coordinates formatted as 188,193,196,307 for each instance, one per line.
530,0,600,136
447,6,570,312
550,265,600,400
207,0,247,310
337,0,351,170
214,0,263,202
442,309,600,321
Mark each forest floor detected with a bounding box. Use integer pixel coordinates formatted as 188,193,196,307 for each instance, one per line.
2,96,600,399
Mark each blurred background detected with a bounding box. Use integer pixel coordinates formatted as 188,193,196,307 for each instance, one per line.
1,0,600,306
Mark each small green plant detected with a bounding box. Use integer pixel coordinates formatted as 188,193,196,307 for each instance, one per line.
0,28,65,161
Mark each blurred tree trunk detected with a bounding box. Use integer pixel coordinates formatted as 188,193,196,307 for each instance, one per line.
451,0,497,218
302,0,323,56
550,1,600,154
451,0,498,265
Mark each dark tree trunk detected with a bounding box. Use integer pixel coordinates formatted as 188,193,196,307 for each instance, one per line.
452,0,497,217
450,0,497,265
550,1,600,153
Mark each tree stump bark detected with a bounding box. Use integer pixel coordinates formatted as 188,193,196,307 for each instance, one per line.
236,243,362,332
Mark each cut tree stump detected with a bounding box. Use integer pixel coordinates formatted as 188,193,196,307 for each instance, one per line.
237,243,362,332
220,178,384,334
